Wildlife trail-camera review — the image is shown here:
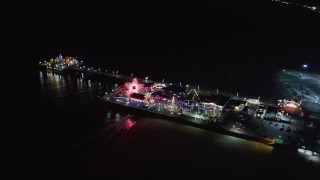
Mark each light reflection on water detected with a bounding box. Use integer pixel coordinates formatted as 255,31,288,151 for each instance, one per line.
37,70,319,172
37,70,280,155
104,110,136,131
38,70,137,138
39,70,108,100
36,70,141,176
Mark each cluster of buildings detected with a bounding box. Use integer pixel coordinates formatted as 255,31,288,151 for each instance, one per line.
245,99,302,123
39,54,81,71
112,78,226,120
111,78,304,123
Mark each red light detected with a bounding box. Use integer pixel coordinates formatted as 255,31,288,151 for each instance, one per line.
124,78,144,96
123,119,136,130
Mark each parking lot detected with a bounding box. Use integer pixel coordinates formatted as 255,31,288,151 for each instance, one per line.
220,109,305,146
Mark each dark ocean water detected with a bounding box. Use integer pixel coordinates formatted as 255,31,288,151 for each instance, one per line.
3,71,123,178
4,0,320,179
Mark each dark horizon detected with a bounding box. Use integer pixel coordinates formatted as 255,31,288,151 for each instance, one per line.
6,1,320,70
5,0,320,102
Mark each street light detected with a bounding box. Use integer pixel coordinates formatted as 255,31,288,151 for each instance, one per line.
303,64,308,68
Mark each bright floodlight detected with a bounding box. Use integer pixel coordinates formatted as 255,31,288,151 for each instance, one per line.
303,64,308,68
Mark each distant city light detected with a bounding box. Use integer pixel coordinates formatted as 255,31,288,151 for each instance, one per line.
303,64,308,68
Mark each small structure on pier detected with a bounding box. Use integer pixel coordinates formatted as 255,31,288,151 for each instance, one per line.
40,54,80,71
278,99,302,115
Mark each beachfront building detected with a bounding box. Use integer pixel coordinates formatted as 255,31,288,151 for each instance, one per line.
278,99,302,116
40,54,80,71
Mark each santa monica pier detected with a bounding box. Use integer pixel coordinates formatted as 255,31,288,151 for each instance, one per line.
39,54,320,159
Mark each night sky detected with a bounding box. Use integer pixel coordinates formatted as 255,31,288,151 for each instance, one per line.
6,0,320,71
5,0,320,103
